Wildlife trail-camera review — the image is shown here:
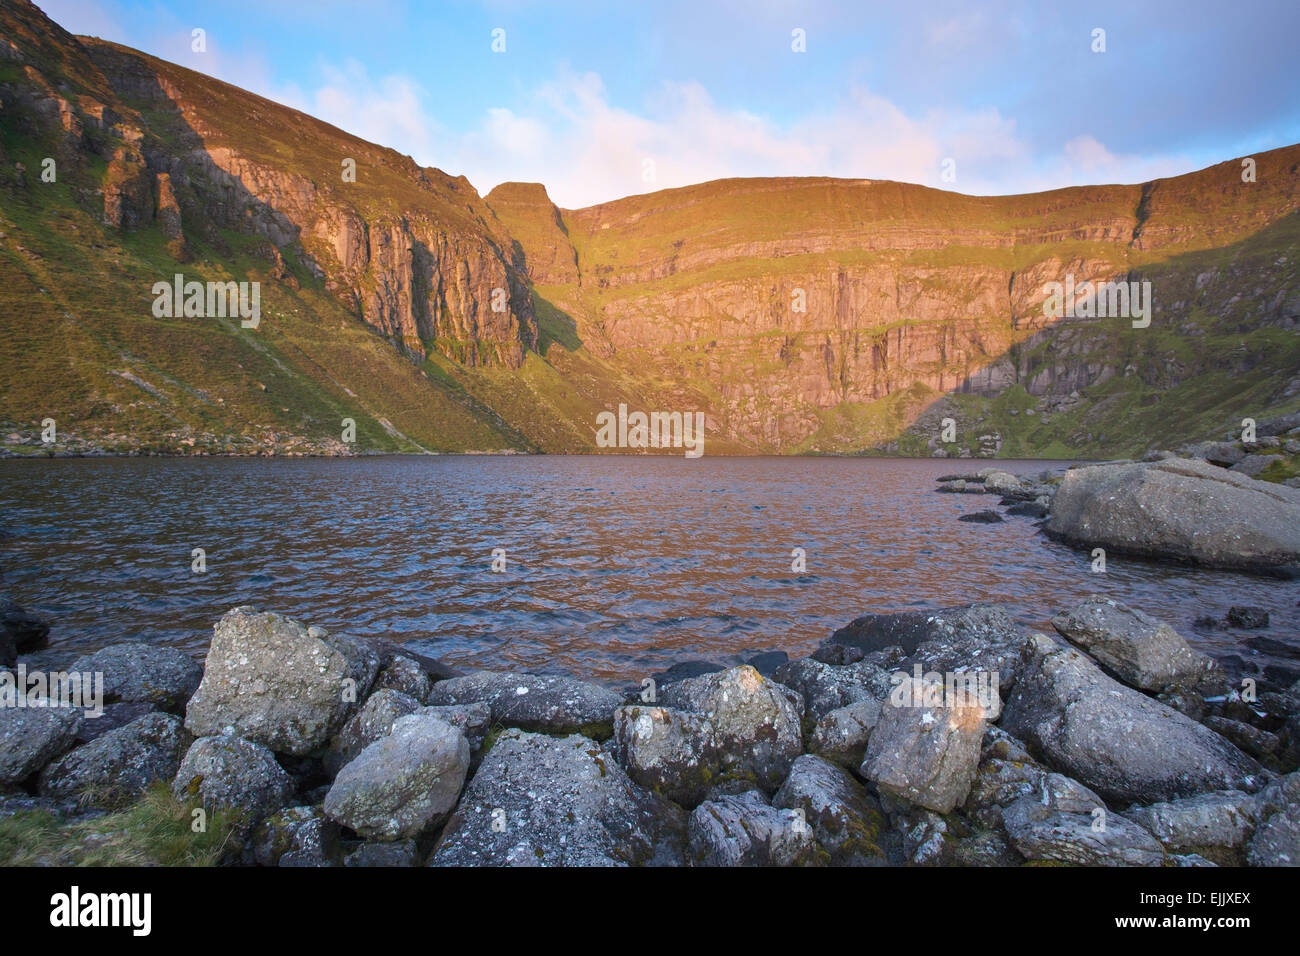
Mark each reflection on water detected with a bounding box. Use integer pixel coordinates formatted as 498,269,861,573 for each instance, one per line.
0,455,1297,681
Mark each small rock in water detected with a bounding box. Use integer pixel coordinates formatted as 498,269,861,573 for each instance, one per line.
958,510,1003,523
1226,606,1270,629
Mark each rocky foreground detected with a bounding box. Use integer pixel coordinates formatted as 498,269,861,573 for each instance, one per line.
2,597,1298,867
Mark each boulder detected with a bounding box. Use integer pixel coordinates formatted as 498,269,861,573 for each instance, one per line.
172,734,295,825
820,603,1030,708
68,642,202,710
610,705,721,807
659,665,803,793
324,688,421,776
1248,772,1300,866
372,654,433,702
430,729,686,866
425,670,620,736
345,840,420,867
773,755,886,865
958,510,1003,523
1002,796,1166,866
809,697,882,769
1051,596,1216,692
772,657,891,722
688,790,824,866
0,705,83,783
0,596,50,654
184,607,381,756
38,712,186,805
75,701,157,744
860,676,988,813
251,805,340,867
1126,791,1258,865
324,713,469,841
1001,634,1263,804
1046,458,1300,572
416,702,492,757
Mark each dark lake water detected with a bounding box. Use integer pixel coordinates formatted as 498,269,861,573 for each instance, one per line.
1,455,1297,683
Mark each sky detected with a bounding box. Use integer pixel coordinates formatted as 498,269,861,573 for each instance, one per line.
38,0,1300,209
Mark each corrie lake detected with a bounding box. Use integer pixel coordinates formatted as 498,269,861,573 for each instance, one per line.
1,455,1298,682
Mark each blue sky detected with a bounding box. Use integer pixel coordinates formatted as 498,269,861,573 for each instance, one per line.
41,0,1300,208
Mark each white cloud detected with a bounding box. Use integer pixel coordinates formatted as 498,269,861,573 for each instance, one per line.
269,63,1200,208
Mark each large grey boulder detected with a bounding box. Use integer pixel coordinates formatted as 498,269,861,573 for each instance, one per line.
1002,796,1166,866
324,688,421,777
1001,634,1263,804
430,729,686,866
372,655,433,703
659,665,804,793
861,676,988,813
68,642,201,711
1046,458,1300,572
1051,596,1216,692
0,705,83,783
425,670,620,736
688,790,824,866
324,713,469,841
610,705,721,808
1126,791,1258,865
773,755,886,865
38,712,186,805
172,734,295,825
809,698,882,769
184,607,381,756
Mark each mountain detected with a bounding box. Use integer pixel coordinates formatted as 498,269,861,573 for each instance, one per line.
2,0,1298,459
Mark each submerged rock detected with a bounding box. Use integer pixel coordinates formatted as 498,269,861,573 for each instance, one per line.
425,670,620,736
0,596,50,658
1051,596,1216,692
184,607,381,756
1046,458,1300,572
1001,634,1262,804
430,729,686,866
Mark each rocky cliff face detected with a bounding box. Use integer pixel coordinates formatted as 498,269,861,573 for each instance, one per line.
489,159,1300,453
3,9,537,371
